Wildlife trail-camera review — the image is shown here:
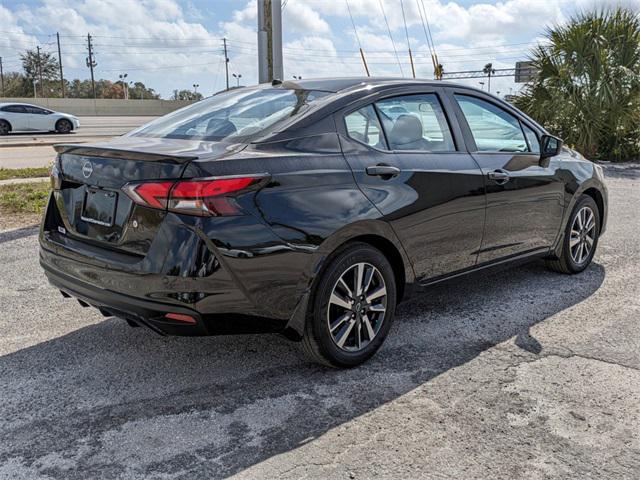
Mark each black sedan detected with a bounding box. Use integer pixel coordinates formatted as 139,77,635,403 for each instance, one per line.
40,78,608,367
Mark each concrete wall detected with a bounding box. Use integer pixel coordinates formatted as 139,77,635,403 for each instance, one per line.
1,97,196,116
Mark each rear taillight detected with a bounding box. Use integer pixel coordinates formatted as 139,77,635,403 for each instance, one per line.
122,176,264,216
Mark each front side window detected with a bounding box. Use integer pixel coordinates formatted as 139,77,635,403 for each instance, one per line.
130,87,330,142
26,106,49,114
375,94,455,152
455,95,528,152
344,105,387,149
522,123,540,154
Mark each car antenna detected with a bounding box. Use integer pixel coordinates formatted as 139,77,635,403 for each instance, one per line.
272,79,283,86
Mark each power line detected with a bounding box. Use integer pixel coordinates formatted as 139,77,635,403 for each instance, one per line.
379,0,404,76
345,0,369,76
400,0,415,78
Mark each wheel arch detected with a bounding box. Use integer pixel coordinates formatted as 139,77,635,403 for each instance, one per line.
551,179,607,258
283,221,416,340
0,118,12,133
582,187,605,232
345,234,408,303
55,117,74,131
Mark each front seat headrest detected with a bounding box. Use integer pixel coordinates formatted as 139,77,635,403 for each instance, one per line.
389,114,424,147
206,118,237,137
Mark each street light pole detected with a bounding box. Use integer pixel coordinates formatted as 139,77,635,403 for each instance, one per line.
232,74,242,87
119,73,128,99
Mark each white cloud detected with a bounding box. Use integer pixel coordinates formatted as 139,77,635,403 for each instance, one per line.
0,0,624,97
284,2,331,34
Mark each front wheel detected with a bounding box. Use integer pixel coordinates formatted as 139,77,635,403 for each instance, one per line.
301,242,397,368
546,195,600,274
55,119,73,133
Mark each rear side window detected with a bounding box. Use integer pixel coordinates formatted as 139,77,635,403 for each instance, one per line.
344,105,387,149
455,95,528,152
1,105,27,113
375,94,455,152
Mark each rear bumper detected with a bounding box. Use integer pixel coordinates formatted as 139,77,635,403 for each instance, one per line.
40,253,290,336
42,262,208,335
39,192,304,335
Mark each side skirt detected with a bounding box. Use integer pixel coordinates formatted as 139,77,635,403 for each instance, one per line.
418,248,551,288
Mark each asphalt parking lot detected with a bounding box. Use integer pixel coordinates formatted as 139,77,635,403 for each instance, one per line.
0,166,638,479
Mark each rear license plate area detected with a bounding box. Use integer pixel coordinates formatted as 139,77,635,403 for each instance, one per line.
81,187,117,227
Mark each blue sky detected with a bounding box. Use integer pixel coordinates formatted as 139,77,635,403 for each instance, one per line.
1,0,635,98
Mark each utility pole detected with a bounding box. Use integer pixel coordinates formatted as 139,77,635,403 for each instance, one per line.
257,0,283,83
36,46,44,98
86,34,97,99
359,49,370,77
223,37,230,90
56,33,65,97
0,57,4,97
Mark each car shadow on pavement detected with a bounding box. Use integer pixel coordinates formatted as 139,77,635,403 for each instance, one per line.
0,261,605,479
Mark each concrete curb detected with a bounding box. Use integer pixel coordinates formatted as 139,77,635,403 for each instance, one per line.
0,177,49,186
0,136,111,148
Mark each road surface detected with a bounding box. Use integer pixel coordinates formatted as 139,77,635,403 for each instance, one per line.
0,166,638,479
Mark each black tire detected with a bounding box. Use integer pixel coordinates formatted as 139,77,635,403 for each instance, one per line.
546,195,600,274
0,120,11,135
55,119,73,133
301,242,397,368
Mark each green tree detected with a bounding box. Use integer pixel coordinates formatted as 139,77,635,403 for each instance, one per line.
173,89,203,101
515,8,640,162
19,49,60,98
2,72,31,97
20,49,59,81
129,82,160,100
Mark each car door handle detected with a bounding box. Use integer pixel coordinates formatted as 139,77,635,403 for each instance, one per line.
487,169,510,184
366,165,401,178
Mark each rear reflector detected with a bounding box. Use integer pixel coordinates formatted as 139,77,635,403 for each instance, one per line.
122,176,264,216
165,313,197,324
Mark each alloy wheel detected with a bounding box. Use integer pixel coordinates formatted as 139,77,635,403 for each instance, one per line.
326,262,387,352
58,120,71,133
569,206,596,265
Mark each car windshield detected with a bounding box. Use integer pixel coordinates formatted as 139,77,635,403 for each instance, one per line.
129,87,330,142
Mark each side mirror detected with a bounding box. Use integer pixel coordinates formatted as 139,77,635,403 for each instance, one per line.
540,134,562,160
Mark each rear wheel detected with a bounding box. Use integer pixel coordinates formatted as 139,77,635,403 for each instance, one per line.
55,119,73,133
546,195,600,274
301,242,397,368
0,120,10,135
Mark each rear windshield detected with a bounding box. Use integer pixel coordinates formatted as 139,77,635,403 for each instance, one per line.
129,87,330,142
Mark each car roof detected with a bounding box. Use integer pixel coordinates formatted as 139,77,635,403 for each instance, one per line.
280,77,464,93
0,102,48,108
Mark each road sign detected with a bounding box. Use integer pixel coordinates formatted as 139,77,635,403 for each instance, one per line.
515,61,537,83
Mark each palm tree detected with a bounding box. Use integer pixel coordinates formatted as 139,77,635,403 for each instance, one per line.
515,8,640,162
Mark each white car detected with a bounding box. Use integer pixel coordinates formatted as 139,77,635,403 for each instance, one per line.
0,103,80,135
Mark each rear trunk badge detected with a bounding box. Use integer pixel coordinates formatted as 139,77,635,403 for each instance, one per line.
82,161,93,178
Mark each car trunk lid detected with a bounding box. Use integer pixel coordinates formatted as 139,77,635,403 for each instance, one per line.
52,137,246,256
